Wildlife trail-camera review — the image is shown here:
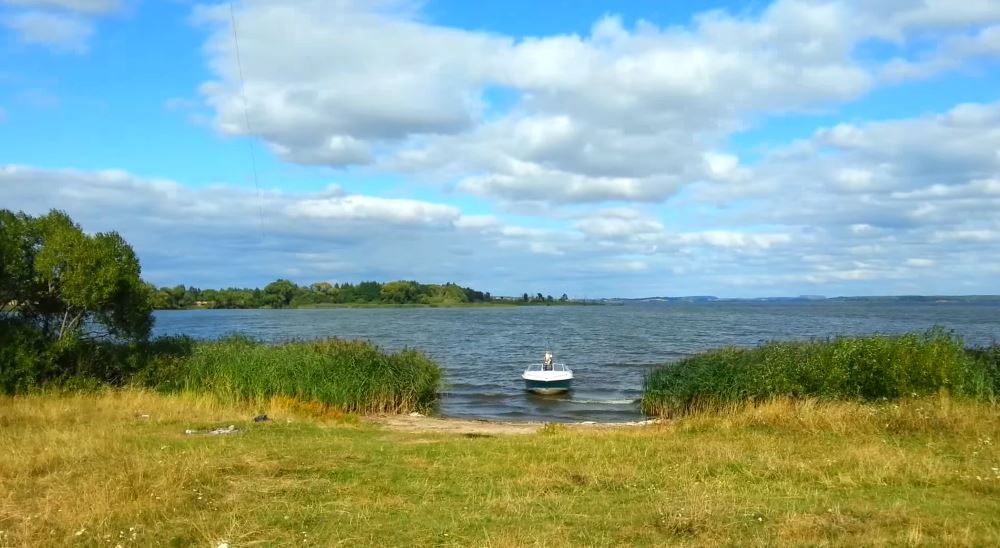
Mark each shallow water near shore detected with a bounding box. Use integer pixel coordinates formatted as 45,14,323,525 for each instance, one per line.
153,301,1000,422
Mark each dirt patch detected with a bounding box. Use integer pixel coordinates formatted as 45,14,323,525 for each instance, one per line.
365,414,663,435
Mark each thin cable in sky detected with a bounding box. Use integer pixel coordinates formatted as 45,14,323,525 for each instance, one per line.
229,1,265,241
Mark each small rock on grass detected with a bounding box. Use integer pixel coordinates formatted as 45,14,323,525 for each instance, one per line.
184,425,242,435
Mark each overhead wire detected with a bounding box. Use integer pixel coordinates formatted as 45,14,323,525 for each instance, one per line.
229,1,265,241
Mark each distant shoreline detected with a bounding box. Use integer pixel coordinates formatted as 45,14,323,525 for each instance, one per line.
149,296,1000,311
154,301,599,311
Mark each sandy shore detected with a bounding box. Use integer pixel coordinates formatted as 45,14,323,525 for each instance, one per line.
365,413,661,435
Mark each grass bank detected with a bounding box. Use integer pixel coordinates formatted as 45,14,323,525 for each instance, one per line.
643,329,1000,417
1,390,998,546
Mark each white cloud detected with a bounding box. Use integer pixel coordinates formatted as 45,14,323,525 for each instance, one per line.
2,160,998,296
698,102,1000,223
190,0,1000,207
292,195,459,226
675,230,793,251
573,210,665,239
2,9,93,52
194,0,507,166
452,215,500,230
882,24,1000,81
0,164,615,292
458,160,675,204
1,0,122,14
5,1,1000,296
597,260,649,273
1,0,130,52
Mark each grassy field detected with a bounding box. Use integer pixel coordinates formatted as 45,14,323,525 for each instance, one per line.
2,391,998,546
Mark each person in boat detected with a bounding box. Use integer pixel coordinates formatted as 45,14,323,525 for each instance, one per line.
543,351,554,370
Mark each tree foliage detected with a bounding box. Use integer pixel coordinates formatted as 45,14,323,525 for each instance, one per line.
149,279,565,309
1,209,153,341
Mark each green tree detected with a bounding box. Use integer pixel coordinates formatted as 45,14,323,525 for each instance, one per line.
381,280,418,304
355,281,382,303
0,210,37,314
263,279,298,308
559,293,569,302
1,209,153,341
310,282,335,295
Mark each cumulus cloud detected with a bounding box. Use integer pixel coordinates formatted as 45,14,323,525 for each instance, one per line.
192,0,1000,207
1,9,93,52
0,165,627,292
3,158,998,296
5,1,1000,296
0,0,122,14
193,0,507,166
1,0,127,52
682,100,1000,293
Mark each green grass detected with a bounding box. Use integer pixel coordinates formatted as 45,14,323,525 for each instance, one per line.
2,324,442,415
141,335,442,414
1,391,998,546
643,329,999,417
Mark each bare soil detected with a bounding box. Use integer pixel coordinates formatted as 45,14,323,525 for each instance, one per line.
365,413,661,435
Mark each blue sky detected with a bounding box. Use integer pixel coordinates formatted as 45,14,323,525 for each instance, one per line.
2,0,999,297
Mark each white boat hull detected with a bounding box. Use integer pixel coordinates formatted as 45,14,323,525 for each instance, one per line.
522,369,573,394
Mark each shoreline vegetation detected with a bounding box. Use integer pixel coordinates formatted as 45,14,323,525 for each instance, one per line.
150,279,584,310
642,329,1000,417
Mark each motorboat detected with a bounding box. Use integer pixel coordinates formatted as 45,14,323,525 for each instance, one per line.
522,351,573,394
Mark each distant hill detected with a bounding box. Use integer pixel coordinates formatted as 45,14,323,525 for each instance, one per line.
607,295,1000,304
827,295,1000,303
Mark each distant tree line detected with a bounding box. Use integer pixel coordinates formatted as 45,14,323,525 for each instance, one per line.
149,280,572,309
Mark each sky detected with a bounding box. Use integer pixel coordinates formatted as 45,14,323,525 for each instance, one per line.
1,0,999,298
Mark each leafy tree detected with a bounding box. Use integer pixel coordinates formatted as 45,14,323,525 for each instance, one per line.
559,293,569,302
355,281,382,303
142,278,515,309
310,281,335,295
380,281,417,304
0,209,153,341
0,210,36,313
263,279,298,308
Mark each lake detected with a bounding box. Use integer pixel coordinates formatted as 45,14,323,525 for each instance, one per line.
153,301,1000,422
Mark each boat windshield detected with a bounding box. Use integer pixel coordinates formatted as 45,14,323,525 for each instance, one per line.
525,362,570,372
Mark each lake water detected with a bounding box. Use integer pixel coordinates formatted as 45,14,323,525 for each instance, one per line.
153,301,1000,422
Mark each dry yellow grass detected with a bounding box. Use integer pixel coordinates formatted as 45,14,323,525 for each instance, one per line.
1,391,998,546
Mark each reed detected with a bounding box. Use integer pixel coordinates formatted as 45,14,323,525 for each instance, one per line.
642,328,998,417
141,335,442,414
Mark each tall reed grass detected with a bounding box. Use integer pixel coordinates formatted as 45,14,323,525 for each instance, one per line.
642,328,998,417
139,335,442,414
